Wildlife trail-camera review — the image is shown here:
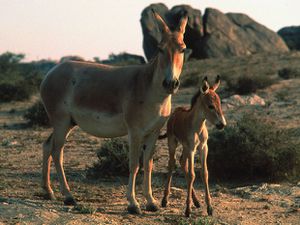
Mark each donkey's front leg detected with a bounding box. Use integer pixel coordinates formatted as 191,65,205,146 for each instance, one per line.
127,132,142,214
200,144,213,215
143,132,160,212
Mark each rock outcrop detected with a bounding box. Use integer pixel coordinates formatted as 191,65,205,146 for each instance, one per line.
200,8,289,58
140,4,289,61
278,26,300,50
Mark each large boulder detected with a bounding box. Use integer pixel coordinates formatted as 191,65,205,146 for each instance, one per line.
141,5,289,60
140,4,203,61
199,8,289,58
278,26,300,50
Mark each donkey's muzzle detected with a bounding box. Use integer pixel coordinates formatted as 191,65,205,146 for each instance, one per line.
163,79,180,94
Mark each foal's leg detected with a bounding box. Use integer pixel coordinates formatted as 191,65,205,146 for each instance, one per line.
180,150,200,209
127,132,142,214
185,148,196,217
41,133,55,200
191,185,201,208
143,132,160,211
51,121,75,205
161,136,177,207
200,144,213,215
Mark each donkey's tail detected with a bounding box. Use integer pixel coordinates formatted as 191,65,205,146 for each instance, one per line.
158,133,167,139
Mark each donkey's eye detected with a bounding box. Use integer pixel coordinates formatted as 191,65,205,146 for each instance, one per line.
208,105,214,110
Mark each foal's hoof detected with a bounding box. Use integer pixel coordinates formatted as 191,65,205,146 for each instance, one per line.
146,202,159,212
127,205,142,215
185,208,191,217
161,198,168,208
43,192,56,200
207,206,213,216
64,197,77,206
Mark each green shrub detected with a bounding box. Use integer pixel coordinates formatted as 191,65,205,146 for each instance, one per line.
97,52,146,66
24,101,49,127
226,75,274,95
0,82,31,102
0,52,43,102
208,113,300,181
278,68,300,79
86,138,130,178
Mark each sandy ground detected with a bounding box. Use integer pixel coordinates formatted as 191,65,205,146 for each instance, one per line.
0,80,300,224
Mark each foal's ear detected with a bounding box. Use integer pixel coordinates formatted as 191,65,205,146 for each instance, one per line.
177,11,188,34
200,76,209,94
212,75,221,91
151,9,170,34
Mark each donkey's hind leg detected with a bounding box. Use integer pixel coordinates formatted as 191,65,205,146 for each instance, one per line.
161,136,177,207
50,119,75,205
41,133,55,200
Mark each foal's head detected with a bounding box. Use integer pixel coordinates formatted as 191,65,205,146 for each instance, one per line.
152,10,188,94
198,76,227,130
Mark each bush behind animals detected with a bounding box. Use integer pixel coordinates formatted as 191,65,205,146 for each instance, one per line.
24,100,49,127
208,112,300,181
86,138,130,178
0,52,43,102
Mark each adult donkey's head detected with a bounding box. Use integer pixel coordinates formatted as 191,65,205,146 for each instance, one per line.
152,10,188,94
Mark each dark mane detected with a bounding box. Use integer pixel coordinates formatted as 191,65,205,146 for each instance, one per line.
190,89,201,109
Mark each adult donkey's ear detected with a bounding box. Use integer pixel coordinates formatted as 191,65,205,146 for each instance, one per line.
177,11,188,34
151,9,170,34
200,76,210,94
212,75,221,91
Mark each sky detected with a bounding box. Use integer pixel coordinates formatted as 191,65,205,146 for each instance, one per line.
0,0,299,62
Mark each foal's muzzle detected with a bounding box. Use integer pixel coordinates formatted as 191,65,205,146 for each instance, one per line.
162,79,180,94
216,122,226,130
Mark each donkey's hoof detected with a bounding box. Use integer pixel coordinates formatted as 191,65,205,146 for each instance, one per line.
193,199,201,208
185,208,191,217
146,202,159,212
207,206,213,216
43,192,56,200
64,197,77,206
161,198,168,208
127,205,142,215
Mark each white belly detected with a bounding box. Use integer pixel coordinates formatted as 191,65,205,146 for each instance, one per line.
72,110,127,138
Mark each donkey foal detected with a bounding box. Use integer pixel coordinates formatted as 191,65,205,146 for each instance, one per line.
160,76,226,217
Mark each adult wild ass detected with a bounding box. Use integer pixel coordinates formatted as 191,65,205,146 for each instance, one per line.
40,11,188,214
160,76,226,217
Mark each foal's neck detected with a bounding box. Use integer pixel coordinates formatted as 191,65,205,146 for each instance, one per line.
188,96,206,133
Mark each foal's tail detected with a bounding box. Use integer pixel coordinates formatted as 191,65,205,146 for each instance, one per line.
158,133,167,139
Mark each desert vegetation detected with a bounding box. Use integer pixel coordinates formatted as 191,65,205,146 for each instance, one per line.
86,138,130,178
208,112,300,181
23,100,50,127
0,52,42,102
